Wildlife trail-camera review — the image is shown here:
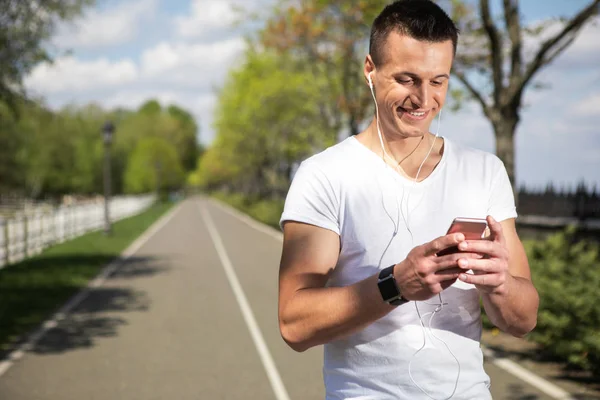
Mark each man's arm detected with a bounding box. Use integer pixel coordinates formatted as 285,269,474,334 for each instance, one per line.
456,216,539,337
279,221,476,352
278,221,395,352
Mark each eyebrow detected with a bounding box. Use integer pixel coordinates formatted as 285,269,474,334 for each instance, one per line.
393,72,450,80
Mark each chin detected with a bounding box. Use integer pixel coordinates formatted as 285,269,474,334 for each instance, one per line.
395,124,429,138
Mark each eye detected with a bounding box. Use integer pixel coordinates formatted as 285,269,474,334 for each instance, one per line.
396,78,413,85
431,80,443,86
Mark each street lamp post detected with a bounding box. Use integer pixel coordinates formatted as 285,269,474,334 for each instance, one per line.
102,121,115,236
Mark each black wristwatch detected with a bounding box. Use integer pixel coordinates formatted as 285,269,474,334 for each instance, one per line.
377,265,409,306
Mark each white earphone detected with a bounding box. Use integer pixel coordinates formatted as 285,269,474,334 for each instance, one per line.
368,68,458,400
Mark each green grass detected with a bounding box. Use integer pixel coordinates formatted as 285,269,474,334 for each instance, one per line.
0,200,175,353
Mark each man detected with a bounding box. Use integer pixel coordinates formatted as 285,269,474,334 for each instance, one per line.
278,1,539,399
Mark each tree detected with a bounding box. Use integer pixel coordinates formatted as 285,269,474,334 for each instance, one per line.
116,100,199,178
0,101,25,194
0,0,93,109
259,0,388,138
258,0,600,188
124,137,185,196
167,105,200,171
447,0,600,187
196,49,335,198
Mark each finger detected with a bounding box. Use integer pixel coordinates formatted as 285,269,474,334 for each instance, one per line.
457,240,501,258
434,253,483,272
426,233,465,256
487,215,506,245
435,251,483,265
459,271,501,287
434,266,463,277
455,258,496,273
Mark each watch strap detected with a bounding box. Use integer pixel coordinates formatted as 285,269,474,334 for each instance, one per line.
378,264,408,305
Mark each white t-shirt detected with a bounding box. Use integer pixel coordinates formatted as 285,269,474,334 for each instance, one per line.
280,136,517,400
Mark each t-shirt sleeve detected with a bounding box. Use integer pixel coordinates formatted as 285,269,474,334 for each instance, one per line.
487,158,518,222
279,160,340,235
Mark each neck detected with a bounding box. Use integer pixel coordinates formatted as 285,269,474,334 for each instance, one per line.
364,118,436,167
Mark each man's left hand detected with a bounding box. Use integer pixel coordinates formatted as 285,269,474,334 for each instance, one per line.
456,215,511,295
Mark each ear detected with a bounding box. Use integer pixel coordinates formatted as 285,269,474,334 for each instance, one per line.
364,55,375,87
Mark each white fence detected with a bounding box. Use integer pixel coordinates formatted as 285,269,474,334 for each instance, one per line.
0,194,156,269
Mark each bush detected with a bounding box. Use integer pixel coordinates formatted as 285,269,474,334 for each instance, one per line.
246,199,284,229
211,191,284,230
525,226,600,374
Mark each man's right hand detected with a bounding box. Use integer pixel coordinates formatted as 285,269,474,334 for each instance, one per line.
394,233,481,301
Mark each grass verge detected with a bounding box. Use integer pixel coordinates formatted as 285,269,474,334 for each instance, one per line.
0,200,175,354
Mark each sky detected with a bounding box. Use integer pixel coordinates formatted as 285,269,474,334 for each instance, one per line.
23,0,600,190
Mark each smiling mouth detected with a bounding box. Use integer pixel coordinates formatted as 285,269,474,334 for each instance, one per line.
397,107,430,120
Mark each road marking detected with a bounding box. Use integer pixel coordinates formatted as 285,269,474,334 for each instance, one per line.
208,198,283,242
199,202,290,400
0,201,183,378
483,348,576,400
210,197,578,400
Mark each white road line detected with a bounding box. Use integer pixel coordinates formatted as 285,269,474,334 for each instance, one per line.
208,198,283,242
199,202,290,400
0,201,183,378
483,348,576,400
208,197,578,400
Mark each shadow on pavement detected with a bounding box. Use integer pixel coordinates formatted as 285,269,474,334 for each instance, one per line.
0,254,170,357
506,383,539,399
32,287,149,355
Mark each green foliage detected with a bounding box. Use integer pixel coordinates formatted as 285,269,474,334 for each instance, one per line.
525,226,600,374
138,100,162,115
0,0,94,108
0,101,25,193
166,105,200,171
0,98,197,199
115,101,199,178
246,199,285,229
124,137,185,196
211,191,284,229
259,0,389,136
193,49,335,199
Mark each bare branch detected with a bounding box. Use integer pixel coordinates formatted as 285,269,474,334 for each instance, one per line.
541,34,579,71
479,0,504,105
517,0,600,99
503,0,523,98
451,68,490,116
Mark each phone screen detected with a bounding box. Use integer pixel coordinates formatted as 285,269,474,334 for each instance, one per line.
436,218,488,256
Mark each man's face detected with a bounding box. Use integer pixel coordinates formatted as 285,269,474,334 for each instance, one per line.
368,31,454,139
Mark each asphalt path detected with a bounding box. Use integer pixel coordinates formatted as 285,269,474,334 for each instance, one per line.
0,197,559,400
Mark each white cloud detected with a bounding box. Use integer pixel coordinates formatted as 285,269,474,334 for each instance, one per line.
174,0,238,39
570,93,600,117
24,56,138,93
140,38,245,86
53,0,158,49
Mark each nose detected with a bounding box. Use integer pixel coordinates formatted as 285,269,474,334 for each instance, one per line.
410,83,430,109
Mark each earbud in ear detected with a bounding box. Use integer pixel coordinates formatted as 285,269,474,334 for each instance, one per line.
368,72,373,89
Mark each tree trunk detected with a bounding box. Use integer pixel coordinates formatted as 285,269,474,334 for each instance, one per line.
492,114,519,204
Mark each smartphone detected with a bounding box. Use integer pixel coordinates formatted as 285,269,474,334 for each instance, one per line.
436,217,488,256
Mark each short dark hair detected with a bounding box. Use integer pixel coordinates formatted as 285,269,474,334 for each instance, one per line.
369,0,459,66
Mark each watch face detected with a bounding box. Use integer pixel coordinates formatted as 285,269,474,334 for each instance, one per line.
378,276,399,300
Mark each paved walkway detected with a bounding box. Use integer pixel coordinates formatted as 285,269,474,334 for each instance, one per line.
0,197,560,399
